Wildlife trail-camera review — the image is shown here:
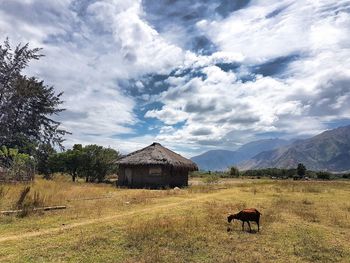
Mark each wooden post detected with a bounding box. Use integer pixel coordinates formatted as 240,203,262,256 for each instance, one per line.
0,206,66,215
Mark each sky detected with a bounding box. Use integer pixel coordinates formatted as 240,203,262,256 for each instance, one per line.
1,0,350,157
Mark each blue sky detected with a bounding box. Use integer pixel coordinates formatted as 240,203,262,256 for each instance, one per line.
1,0,350,157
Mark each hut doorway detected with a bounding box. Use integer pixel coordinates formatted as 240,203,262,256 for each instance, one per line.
125,168,133,186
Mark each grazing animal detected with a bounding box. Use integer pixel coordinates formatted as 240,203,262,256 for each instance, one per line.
227,208,261,232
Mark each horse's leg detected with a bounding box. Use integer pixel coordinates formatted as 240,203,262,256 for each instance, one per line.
247,221,251,232
242,221,245,231
257,220,259,232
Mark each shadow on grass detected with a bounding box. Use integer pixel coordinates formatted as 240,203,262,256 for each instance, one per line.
227,226,259,234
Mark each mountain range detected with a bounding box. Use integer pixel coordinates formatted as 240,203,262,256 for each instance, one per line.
191,125,350,172
191,138,290,171
239,125,350,172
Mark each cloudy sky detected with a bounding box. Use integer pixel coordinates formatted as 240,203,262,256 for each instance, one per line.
1,0,350,156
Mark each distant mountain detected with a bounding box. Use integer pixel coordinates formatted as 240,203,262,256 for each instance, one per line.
191,138,290,171
239,125,350,172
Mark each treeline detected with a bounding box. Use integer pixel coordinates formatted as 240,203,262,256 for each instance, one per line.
48,144,119,183
0,39,122,183
240,168,348,179
191,165,350,180
0,144,120,183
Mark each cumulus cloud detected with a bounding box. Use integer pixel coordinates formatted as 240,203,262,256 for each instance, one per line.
1,0,349,156
143,0,350,150
0,0,186,152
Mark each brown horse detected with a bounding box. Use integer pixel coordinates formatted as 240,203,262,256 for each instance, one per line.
227,208,261,232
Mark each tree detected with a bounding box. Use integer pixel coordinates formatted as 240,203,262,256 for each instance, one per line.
0,146,35,181
49,144,83,182
48,144,119,183
316,171,331,180
36,144,56,178
297,163,306,177
229,166,239,177
79,145,119,183
0,39,68,153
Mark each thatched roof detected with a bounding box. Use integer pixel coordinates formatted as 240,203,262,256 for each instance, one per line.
117,142,198,171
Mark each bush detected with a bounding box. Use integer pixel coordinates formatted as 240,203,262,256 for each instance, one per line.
229,166,239,177
316,171,331,180
0,146,35,181
202,175,219,184
297,163,306,177
241,168,296,178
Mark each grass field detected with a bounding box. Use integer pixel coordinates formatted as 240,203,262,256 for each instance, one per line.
0,176,349,262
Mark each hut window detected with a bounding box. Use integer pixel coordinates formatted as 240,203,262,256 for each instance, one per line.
149,167,162,176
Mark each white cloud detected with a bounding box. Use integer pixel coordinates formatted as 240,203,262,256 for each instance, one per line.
1,0,350,155
0,0,186,150
141,0,350,150
87,0,185,75
200,1,350,63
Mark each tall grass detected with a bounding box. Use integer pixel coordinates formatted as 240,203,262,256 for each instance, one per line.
0,178,349,262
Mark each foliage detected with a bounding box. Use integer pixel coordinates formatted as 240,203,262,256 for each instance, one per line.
190,171,227,178
316,171,331,180
0,146,35,181
229,166,239,177
297,163,306,177
49,144,120,183
49,145,82,182
36,144,56,178
202,174,219,184
342,173,350,179
0,38,68,154
79,145,119,183
192,168,346,181
241,168,297,178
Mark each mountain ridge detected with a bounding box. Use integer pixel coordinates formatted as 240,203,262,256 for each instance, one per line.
191,138,290,171
239,125,350,172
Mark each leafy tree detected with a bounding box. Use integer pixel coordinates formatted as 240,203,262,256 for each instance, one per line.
0,39,68,153
229,166,239,177
316,171,331,180
79,145,119,183
0,145,14,167
36,144,56,178
49,144,119,183
297,163,306,177
49,144,83,182
0,146,34,181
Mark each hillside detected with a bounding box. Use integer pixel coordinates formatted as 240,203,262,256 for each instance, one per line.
191,138,289,171
239,125,350,171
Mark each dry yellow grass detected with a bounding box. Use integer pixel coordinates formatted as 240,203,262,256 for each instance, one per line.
0,177,349,262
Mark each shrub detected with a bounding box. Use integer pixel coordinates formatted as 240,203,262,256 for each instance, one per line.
297,163,306,177
316,171,331,180
202,174,219,184
229,166,239,177
0,146,35,181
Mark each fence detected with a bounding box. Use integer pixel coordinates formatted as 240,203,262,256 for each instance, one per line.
0,166,34,183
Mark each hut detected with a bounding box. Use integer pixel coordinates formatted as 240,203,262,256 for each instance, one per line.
116,142,198,188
